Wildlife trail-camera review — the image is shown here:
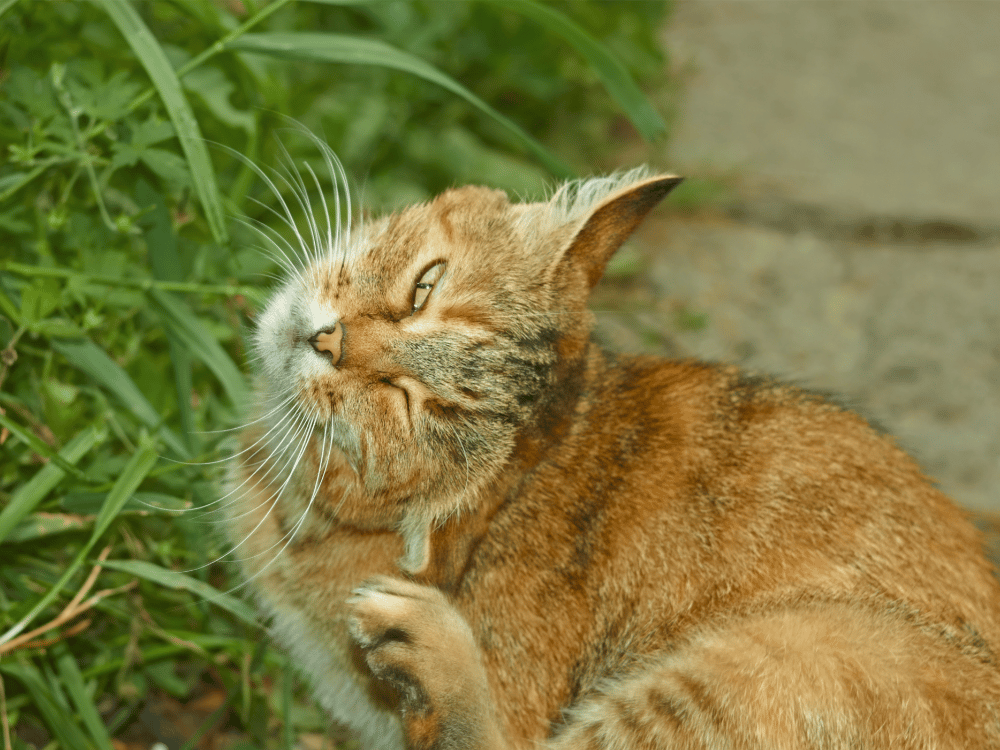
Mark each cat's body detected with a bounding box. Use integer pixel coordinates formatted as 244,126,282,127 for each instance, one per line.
224,164,1000,749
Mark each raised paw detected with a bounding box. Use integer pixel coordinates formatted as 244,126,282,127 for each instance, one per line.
347,576,499,750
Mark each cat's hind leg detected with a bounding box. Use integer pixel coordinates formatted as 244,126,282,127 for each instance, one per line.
550,603,1000,750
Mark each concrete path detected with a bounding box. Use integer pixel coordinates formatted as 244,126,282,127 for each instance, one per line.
599,1,1000,519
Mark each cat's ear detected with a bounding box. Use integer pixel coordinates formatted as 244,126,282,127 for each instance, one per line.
556,174,683,290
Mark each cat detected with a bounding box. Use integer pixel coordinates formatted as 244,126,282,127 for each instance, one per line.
223,149,1000,749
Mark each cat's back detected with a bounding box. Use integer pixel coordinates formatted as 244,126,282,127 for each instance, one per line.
464,354,1000,653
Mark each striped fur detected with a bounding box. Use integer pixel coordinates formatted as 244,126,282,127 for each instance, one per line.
223,162,1000,749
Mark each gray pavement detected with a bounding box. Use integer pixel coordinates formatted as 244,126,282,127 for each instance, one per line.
599,1,1000,514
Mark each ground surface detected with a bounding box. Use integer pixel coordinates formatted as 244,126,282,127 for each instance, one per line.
599,2,1000,536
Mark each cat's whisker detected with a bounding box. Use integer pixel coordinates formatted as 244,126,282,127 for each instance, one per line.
273,137,323,267
235,214,306,285
302,161,335,260
210,414,323,573
236,418,335,579
244,195,310,273
212,140,313,273
179,390,297,440
253,161,315,271
297,127,353,257
184,414,318,571
184,406,305,517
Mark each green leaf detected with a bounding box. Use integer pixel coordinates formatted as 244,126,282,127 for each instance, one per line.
182,65,255,134
56,648,114,748
30,317,85,338
137,180,197,448
0,287,21,322
93,0,229,244
131,115,177,148
492,0,666,142
0,413,89,480
0,425,103,545
0,0,20,20
147,287,249,407
67,68,142,124
140,146,194,190
0,662,94,750
0,166,46,204
100,559,260,629
0,442,158,647
5,513,92,543
230,31,574,178
52,337,189,457
19,282,60,324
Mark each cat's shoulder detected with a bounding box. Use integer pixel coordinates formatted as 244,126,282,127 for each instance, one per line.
581,353,928,497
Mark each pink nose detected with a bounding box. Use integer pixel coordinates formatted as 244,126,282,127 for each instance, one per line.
310,321,343,365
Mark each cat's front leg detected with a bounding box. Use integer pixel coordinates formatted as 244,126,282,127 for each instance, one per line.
348,576,505,750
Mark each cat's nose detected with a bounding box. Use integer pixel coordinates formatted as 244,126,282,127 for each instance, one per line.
310,322,344,365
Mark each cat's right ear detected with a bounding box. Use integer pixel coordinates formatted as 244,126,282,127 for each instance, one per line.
553,174,683,292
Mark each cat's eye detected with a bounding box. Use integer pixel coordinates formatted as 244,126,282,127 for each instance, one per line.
412,262,445,312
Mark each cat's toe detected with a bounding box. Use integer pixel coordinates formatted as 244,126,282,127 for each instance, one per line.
347,576,447,651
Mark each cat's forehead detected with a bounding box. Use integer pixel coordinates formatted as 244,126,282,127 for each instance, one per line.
290,185,520,316
366,185,514,266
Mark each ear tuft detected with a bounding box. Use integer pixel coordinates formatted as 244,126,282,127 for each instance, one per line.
561,174,683,289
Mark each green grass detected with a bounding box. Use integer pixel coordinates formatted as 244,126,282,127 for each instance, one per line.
0,1,671,746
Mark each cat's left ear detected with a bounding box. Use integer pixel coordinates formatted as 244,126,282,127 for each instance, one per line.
558,174,683,290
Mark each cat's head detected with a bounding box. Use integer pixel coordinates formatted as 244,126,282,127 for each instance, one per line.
247,150,680,570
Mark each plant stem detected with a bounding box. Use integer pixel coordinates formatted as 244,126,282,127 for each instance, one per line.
0,261,261,300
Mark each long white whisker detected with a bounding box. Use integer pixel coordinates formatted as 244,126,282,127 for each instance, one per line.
243,418,334,572
235,219,302,283
211,140,314,272
294,129,352,270
238,205,307,282
182,414,318,573
181,406,306,517
274,136,322,267
303,161,334,260
180,390,297,441
203,410,313,520
209,413,318,567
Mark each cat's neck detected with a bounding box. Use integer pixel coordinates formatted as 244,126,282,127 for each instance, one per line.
419,341,612,589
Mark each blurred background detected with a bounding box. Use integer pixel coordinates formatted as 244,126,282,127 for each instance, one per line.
605,1,1000,519
0,1,997,748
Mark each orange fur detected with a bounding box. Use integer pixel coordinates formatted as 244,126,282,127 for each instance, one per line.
225,169,1000,749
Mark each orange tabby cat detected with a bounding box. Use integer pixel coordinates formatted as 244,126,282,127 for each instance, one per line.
224,153,1000,749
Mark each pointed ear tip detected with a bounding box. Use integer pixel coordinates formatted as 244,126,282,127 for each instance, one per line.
652,174,685,190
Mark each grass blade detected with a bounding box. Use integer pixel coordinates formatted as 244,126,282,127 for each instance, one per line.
493,0,667,141
0,443,158,646
0,412,89,480
5,513,92,543
230,31,575,178
147,287,249,408
99,559,260,629
56,647,113,749
52,337,189,458
137,180,198,450
94,0,229,244
0,425,103,545
0,662,93,750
